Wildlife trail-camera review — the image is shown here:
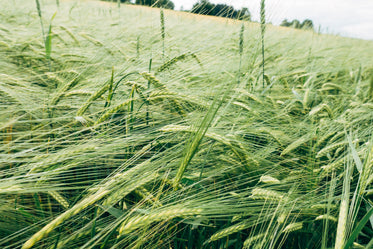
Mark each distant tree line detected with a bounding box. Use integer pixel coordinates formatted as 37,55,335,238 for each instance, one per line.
102,0,251,20
103,0,316,30
102,0,175,10
129,0,251,20
280,19,314,30
191,0,251,21
134,0,175,10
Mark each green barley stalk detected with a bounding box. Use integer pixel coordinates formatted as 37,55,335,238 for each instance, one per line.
140,72,166,90
22,189,110,249
345,136,373,243
282,222,303,233
118,207,202,236
238,23,244,84
146,59,152,126
368,74,373,100
23,157,158,249
95,83,183,126
173,87,227,189
260,0,266,89
48,190,69,209
60,25,80,45
95,98,132,125
157,53,188,72
207,221,249,243
157,52,202,73
35,0,56,70
321,171,337,249
160,124,252,166
136,35,140,59
335,159,353,249
45,12,57,71
250,188,285,201
77,83,110,116
281,133,312,156
77,71,138,116
50,73,81,105
104,67,115,108
127,84,136,133
160,8,165,60
80,33,104,47
344,207,373,249
243,233,265,248
35,0,45,39
239,24,244,61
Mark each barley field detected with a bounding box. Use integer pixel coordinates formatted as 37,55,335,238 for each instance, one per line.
1,0,373,248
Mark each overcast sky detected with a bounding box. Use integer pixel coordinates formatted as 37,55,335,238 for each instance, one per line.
171,0,373,40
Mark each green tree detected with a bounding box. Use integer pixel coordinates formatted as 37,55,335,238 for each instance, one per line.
238,7,251,21
301,19,314,30
281,18,314,31
291,19,301,29
280,19,291,27
191,0,250,21
135,0,174,10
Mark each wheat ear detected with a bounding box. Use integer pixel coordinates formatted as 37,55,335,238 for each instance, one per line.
118,207,202,235
22,189,109,249
208,222,248,242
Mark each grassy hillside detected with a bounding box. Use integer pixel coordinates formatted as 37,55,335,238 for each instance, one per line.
1,0,373,248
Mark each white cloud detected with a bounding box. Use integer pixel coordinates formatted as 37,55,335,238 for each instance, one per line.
340,22,373,40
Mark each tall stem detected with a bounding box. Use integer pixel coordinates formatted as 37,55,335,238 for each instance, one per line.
260,0,266,89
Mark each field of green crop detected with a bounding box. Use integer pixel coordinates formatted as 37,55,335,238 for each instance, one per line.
1,0,373,248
